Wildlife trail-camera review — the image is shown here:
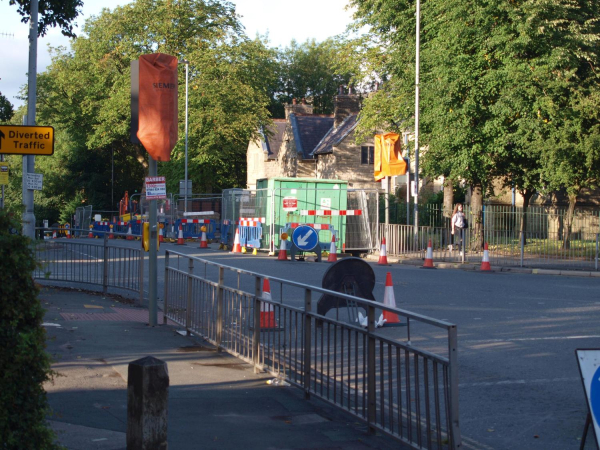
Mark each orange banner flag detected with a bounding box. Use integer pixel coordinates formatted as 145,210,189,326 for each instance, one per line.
137,53,178,162
374,132,407,180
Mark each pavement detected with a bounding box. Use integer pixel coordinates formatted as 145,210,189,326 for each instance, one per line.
41,286,404,450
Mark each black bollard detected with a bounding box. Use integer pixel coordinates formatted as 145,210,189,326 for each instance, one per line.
127,356,169,449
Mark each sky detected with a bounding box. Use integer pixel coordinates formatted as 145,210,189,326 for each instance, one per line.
0,0,355,110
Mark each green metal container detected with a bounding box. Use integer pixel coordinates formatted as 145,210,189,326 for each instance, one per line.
256,177,348,251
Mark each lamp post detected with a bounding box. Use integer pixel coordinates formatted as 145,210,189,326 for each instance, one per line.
414,0,421,241
179,59,190,213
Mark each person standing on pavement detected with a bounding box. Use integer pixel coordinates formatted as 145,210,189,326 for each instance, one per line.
451,203,467,255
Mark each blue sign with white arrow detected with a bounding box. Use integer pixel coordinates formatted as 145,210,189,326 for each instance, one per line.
292,225,319,251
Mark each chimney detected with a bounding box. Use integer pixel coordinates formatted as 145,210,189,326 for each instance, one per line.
333,89,361,127
285,98,314,119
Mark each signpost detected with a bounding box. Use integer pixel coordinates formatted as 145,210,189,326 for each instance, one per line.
0,125,54,155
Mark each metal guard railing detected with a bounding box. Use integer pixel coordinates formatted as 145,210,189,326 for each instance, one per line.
163,250,461,450
33,229,144,304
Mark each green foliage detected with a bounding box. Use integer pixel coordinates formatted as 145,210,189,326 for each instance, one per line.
272,39,356,116
6,0,83,37
349,0,600,204
0,211,60,448
0,91,14,122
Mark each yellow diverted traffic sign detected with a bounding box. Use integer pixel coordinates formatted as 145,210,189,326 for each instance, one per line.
0,125,54,155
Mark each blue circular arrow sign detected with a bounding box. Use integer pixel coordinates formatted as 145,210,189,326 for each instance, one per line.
292,226,319,251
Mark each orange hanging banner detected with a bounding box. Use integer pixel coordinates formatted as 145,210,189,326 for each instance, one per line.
137,53,178,162
374,132,407,180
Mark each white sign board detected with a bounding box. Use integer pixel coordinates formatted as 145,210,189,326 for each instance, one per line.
320,198,331,210
26,173,43,190
145,176,167,200
576,348,600,448
282,196,297,212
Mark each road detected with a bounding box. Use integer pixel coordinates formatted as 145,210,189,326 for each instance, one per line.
55,238,600,449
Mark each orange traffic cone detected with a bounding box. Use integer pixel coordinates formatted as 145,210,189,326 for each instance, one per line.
378,237,389,265
88,226,93,239
52,230,57,239
231,228,242,253
176,225,185,245
277,233,288,261
199,226,208,249
480,242,491,271
378,272,401,326
327,235,337,262
126,223,134,240
109,225,114,239
260,278,277,328
159,225,164,243
66,228,71,239
423,240,435,268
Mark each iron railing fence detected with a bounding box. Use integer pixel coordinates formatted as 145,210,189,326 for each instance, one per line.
380,200,600,236
33,230,144,303
380,224,600,270
163,250,461,450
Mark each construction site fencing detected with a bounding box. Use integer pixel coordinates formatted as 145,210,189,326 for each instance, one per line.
222,188,379,253
163,250,461,449
74,205,93,237
33,230,144,303
380,223,600,270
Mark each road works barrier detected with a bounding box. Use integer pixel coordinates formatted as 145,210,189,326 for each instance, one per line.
33,230,144,304
163,250,461,449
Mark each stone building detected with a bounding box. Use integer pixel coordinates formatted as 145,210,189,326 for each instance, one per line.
247,92,383,191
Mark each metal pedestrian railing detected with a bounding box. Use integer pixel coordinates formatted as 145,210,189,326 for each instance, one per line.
380,223,600,271
33,230,144,303
163,250,461,449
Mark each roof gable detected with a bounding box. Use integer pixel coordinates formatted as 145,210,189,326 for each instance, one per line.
261,120,286,159
312,115,359,156
290,114,334,160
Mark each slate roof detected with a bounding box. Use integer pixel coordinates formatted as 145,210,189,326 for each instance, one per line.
260,119,287,160
311,115,359,156
289,114,335,160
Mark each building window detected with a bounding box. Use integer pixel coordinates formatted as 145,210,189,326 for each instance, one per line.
361,146,374,165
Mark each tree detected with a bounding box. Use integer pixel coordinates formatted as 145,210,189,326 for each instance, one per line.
349,0,600,250
30,0,276,218
5,0,83,37
272,39,355,116
0,92,14,122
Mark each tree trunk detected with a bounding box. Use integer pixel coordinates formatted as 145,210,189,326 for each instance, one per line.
562,191,578,250
470,182,484,251
519,189,534,247
443,178,453,218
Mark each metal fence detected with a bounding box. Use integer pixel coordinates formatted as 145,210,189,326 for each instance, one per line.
163,250,461,449
221,188,379,253
380,223,600,270
33,230,144,302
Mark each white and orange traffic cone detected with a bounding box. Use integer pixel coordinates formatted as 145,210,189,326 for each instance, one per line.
52,230,57,239
176,224,185,245
88,226,94,239
260,278,278,328
231,228,242,253
423,239,435,268
159,225,164,243
377,272,402,327
480,242,491,271
277,233,288,261
109,225,114,239
66,228,71,239
199,226,208,249
378,237,389,265
126,223,134,240
327,235,337,262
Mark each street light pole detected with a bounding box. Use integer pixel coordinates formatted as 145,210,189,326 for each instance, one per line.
413,0,421,242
